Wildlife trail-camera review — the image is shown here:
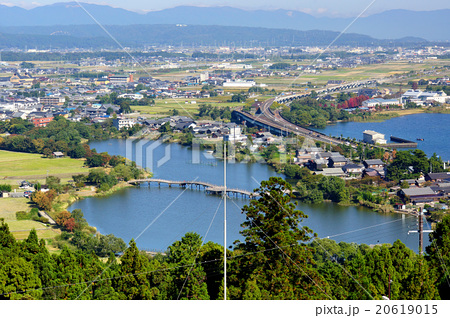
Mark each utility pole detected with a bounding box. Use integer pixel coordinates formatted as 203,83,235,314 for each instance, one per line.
223,141,227,300
408,208,433,255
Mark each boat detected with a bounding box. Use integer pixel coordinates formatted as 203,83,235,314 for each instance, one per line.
416,138,424,141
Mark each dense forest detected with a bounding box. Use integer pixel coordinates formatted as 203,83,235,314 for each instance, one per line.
1,177,449,300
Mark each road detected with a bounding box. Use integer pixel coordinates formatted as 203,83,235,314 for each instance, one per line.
259,98,346,145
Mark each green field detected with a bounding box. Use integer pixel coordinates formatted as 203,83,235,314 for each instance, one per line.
255,60,448,88
0,151,83,241
131,95,250,117
0,150,90,185
0,194,60,241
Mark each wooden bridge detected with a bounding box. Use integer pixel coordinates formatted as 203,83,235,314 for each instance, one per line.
128,178,260,198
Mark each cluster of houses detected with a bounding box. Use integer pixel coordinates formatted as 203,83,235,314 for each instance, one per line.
142,116,248,143
293,146,450,208
397,172,450,208
294,147,386,179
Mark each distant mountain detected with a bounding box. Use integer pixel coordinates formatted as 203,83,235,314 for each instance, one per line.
0,31,115,50
0,3,448,41
0,25,415,49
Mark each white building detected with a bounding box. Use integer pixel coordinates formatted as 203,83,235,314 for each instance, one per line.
223,123,247,143
363,130,387,145
223,79,256,88
401,89,448,105
112,117,137,130
199,72,209,82
118,93,144,100
362,98,401,108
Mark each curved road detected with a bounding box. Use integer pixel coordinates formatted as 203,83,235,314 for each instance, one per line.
235,98,347,146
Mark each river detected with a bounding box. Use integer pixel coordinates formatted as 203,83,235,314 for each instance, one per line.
69,139,431,253
316,113,450,161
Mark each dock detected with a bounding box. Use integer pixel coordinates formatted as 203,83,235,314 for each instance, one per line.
381,136,418,148
128,178,259,198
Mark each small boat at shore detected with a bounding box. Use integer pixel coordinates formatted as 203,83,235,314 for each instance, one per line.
417,138,424,141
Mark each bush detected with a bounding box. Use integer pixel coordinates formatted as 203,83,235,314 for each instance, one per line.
16,208,40,221
0,184,12,192
97,183,112,192
16,211,29,220
32,216,49,224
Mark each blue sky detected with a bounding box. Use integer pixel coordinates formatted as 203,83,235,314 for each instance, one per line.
2,0,450,17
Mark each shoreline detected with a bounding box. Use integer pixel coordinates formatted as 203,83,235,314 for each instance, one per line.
54,181,134,214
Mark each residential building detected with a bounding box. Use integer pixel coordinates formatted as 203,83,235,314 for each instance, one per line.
363,159,385,169
113,117,137,130
399,187,439,203
342,163,364,177
108,74,134,85
314,168,346,178
425,172,450,182
40,96,65,106
328,155,348,168
31,116,53,127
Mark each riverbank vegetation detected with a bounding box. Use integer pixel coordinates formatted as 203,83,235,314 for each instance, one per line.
0,116,143,161
0,177,448,300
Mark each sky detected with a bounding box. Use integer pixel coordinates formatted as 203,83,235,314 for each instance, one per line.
1,0,450,17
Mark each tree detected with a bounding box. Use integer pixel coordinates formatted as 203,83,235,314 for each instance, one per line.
229,177,330,299
114,239,156,299
319,176,349,203
55,211,75,231
119,100,131,114
338,241,439,300
426,215,450,299
0,256,42,299
167,232,210,300
20,62,35,69
30,189,57,211
230,93,247,103
68,144,86,158
86,153,104,167
0,219,16,249
158,122,172,133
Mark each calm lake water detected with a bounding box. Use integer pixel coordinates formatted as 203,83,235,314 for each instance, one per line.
69,139,431,253
316,113,450,161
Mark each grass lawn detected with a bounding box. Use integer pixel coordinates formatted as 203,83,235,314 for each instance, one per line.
0,197,61,241
0,197,33,220
0,150,90,185
378,108,425,116
8,221,61,241
131,96,246,117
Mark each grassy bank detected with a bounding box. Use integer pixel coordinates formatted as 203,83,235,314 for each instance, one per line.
0,150,90,185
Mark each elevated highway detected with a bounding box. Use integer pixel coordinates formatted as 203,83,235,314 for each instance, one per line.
233,98,346,145
274,79,377,104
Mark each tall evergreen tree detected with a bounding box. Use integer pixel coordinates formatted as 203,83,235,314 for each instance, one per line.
229,177,330,299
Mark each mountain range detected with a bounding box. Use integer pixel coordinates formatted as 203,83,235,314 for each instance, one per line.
1,25,426,50
0,2,448,41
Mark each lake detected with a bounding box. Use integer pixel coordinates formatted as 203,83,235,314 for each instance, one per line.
69,139,431,253
316,113,450,161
